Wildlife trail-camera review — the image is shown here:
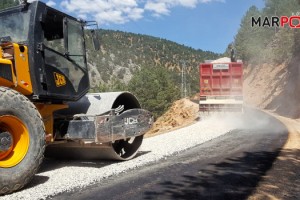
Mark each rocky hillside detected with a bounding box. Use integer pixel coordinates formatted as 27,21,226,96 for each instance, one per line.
244,54,300,118
85,29,220,91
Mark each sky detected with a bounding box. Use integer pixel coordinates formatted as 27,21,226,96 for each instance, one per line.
30,0,265,53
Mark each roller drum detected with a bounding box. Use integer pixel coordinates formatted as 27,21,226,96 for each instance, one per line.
46,92,152,160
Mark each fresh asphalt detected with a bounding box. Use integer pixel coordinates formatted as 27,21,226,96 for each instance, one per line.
51,110,288,200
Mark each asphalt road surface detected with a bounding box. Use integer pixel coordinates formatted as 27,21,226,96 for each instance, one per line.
52,110,288,200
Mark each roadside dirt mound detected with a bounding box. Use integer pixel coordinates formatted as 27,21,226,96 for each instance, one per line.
146,98,198,137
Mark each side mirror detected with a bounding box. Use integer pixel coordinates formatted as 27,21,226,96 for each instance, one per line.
85,21,100,51
91,30,100,51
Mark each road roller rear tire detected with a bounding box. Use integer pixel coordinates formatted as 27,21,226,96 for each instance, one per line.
0,87,45,195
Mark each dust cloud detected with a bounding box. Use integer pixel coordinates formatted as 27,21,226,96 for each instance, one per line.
200,107,284,133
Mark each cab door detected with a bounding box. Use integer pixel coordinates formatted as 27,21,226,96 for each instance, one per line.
42,10,89,101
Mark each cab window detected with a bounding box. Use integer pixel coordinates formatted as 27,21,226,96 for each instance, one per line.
42,10,88,93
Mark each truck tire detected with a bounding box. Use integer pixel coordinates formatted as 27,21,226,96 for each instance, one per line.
0,87,45,195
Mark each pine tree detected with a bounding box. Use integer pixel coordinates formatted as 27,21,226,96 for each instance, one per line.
0,0,18,10
127,67,180,118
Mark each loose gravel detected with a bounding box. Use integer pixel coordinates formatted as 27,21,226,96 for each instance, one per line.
0,114,244,200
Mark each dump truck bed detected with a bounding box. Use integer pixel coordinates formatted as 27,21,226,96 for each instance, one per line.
199,61,243,112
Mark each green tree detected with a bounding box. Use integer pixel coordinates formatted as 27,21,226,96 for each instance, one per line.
233,0,300,64
264,0,300,17
127,66,180,118
234,5,270,62
0,0,18,10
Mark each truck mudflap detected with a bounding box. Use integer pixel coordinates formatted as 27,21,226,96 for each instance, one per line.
96,108,154,143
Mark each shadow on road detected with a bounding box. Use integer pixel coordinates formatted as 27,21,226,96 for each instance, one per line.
24,175,50,190
144,148,300,200
249,148,300,199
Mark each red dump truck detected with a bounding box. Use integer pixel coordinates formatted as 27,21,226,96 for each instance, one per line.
199,58,243,112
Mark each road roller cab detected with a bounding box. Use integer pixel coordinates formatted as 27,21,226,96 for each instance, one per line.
0,1,90,101
0,1,153,195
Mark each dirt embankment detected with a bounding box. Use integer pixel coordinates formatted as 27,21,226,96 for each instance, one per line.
244,55,300,118
145,98,199,137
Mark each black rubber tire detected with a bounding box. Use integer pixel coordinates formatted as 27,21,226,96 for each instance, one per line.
0,87,45,195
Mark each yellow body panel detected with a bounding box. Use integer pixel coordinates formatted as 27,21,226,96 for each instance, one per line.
35,104,68,143
0,43,33,95
12,43,33,95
